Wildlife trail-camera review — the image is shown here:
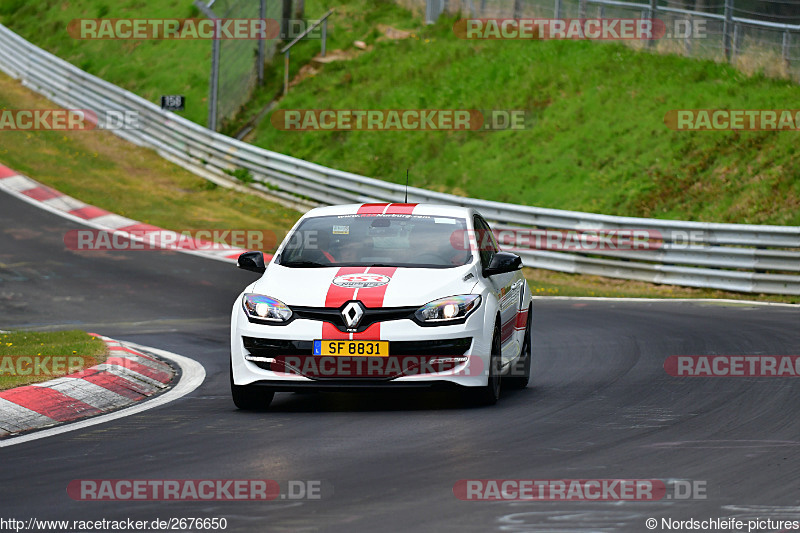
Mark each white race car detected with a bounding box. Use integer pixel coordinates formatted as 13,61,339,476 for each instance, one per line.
230,203,532,409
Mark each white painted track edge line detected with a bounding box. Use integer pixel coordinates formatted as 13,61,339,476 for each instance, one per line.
0,343,205,447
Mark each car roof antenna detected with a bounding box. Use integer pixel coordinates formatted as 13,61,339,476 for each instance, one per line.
405,169,409,203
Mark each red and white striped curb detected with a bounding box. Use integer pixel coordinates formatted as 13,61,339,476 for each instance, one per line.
0,334,175,438
0,164,266,264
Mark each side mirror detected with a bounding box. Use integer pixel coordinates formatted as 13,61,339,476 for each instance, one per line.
238,251,266,274
483,251,522,277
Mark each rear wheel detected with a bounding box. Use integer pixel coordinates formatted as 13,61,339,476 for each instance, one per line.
505,305,532,389
230,360,274,410
467,323,502,406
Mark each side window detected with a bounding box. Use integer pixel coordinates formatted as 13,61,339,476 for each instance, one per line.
473,215,498,270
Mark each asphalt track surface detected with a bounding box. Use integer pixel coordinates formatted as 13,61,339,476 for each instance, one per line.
1,190,799,533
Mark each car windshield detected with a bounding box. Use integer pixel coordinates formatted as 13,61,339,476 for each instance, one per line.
278,214,473,268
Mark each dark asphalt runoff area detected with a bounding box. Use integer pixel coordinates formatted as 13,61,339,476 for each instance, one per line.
1,190,799,532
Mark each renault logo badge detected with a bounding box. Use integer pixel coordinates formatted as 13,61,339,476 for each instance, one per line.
342,301,364,329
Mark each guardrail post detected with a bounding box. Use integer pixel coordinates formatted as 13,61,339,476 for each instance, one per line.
321,19,327,57
513,0,523,18
554,0,561,19
209,23,220,131
426,0,439,24
258,0,266,85
282,0,292,38
732,22,740,61
782,30,791,72
481,0,487,15
723,0,733,62
684,15,692,55
283,50,290,95
648,0,657,48
193,0,220,130
578,0,587,20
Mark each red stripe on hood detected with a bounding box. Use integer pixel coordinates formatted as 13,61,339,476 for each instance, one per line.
355,267,396,308
350,266,396,340
385,203,417,214
323,267,367,340
357,203,389,215
321,321,349,340
324,267,367,307
322,266,397,340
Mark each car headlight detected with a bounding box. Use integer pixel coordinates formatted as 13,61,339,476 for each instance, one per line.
242,294,292,323
415,295,481,324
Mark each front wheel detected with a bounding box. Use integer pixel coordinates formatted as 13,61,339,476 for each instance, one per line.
230,360,274,410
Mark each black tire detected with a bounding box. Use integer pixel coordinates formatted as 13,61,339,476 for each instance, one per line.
230,360,275,410
505,304,532,389
467,322,502,406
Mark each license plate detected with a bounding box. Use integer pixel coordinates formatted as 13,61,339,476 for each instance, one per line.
313,340,389,356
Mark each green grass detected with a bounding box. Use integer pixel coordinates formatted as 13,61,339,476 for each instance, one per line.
248,9,800,226
0,330,107,390
0,0,391,132
1,0,211,126
0,72,300,246
220,0,420,136
3,0,798,223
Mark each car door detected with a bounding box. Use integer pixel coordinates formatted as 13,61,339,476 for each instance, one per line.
474,215,522,364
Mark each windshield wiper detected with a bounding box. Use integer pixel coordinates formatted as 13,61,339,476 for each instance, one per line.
280,260,328,268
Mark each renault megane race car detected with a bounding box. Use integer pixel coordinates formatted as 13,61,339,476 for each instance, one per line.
230,203,533,409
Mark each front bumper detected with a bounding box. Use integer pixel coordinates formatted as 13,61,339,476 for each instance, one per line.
231,300,492,389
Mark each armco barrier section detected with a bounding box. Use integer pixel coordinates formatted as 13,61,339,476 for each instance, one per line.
0,23,798,294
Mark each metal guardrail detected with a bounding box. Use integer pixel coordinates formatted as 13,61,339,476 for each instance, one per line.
0,23,798,295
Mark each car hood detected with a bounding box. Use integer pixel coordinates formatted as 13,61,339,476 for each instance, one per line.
250,263,481,307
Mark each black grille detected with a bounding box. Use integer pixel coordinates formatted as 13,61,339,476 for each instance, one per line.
244,336,471,357
243,337,312,357
242,336,473,374
388,338,472,356
292,305,417,333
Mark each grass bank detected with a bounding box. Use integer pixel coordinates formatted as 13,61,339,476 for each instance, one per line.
0,330,106,390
